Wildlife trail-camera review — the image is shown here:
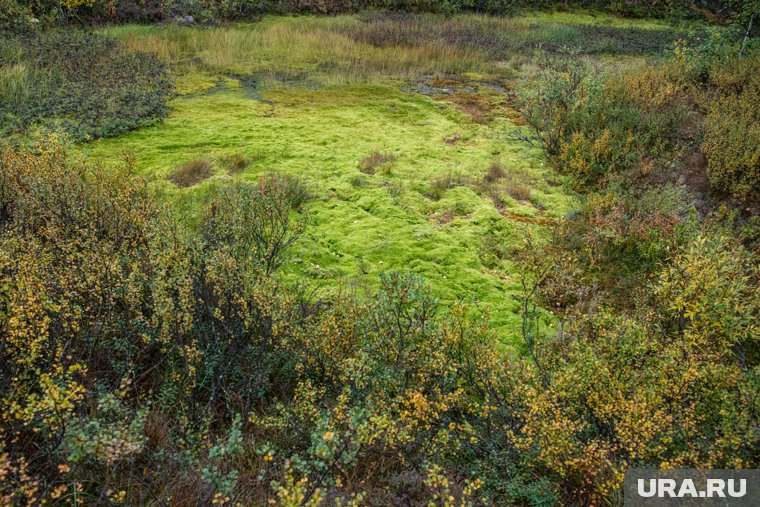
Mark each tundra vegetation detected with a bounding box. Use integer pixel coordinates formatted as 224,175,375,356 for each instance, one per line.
0,0,758,505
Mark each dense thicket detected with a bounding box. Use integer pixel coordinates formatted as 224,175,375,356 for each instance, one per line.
517,32,760,206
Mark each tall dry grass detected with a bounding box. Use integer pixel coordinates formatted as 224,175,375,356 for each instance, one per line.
115,17,488,88
0,64,55,103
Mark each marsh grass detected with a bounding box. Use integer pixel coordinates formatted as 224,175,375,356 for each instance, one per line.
0,64,54,103
113,18,488,88
168,158,214,187
110,12,684,95
344,12,683,59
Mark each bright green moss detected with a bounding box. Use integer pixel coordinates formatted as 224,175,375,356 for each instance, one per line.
82,77,575,342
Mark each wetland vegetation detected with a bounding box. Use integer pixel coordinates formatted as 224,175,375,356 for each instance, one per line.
1,1,758,504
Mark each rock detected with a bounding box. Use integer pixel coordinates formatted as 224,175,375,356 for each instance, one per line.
563,209,583,221
29,17,40,23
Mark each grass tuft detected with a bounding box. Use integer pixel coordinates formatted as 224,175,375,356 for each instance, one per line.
426,173,464,201
359,151,396,175
505,182,532,201
484,162,506,183
223,153,250,174
168,158,214,188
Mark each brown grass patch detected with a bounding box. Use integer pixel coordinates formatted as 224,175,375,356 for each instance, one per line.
359,151,396,175
503,106,527,126
505,182,532,201
430,77,462,88
167,158,214,188
484,162,506,183
499,208,557,227
436,92,498,124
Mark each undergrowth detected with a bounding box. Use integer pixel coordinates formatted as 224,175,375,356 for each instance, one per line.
0,30,172,140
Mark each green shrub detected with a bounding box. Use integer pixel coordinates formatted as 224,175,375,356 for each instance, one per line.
0,0,35,32
518,56,690,191
701,57,760,203
201,175,308,274
516,57,593,159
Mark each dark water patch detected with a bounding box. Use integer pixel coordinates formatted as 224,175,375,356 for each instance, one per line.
404,74,508,97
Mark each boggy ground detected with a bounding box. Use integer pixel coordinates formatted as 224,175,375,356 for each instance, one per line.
83,11,687,342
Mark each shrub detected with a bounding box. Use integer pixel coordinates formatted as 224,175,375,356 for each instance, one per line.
201,174,308,274
518,228,759,504
518,56,689,191
0,0,37,32
1,139,758,506
701,58,760,203
167,158,214,187
516,57,592,159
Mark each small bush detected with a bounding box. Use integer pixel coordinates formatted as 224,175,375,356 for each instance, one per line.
518,57,687,191
201,174,308,275
167,158,214,188
359,151,396,175
701,65,760,203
